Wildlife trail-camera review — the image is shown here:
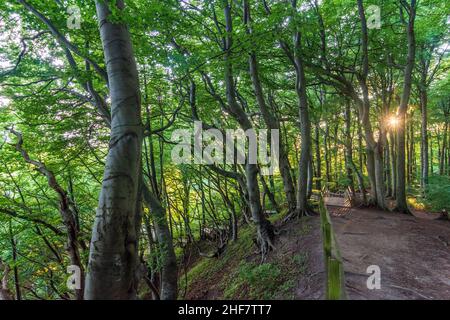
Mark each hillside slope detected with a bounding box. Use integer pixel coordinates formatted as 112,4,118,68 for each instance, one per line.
182,214,326,300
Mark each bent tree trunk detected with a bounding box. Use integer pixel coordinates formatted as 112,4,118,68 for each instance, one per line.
9,129,84,300
85,0,143,299
222,0,274,259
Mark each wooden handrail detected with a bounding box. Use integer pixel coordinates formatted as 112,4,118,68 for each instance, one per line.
319,192,347,300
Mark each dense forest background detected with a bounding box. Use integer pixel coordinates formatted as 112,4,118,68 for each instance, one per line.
0,0,449,300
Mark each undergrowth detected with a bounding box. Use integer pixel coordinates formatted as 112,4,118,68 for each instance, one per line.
182,209,312,300
409,175,450,212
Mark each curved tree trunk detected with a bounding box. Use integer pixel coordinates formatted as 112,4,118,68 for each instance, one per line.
9,129,84,300
85,0,143,299
222,0,274,259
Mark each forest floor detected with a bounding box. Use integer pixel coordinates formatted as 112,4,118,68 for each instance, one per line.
328,204,450,300
183,199,450,300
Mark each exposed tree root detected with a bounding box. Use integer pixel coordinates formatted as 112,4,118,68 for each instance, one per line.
283,207,317,223
254,220,276,263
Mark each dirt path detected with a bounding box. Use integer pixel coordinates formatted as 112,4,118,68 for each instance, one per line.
328,205,450,300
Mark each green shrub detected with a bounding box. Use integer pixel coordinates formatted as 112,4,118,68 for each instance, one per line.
423,175,450,211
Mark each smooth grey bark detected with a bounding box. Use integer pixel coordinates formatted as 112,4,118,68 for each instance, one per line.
85,0,143,299
395,0,417,214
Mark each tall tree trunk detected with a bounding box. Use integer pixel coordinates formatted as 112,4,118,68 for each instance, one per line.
222,0,274,258
430,131,433,175
395,0,416,214
385,139,393,197
410,115,416,182
344,100,356,196
307,156,314,198
440,122,448,174
357,0,385,209
407,118,412,184
85,0,143,299
314,122,322,190
291,0,313,215
420,87,429,188
390,131,397,199
324,123,331,184
357,113,365,171
142,184,178,300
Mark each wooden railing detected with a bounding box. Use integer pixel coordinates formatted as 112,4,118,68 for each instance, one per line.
319,192,347,300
